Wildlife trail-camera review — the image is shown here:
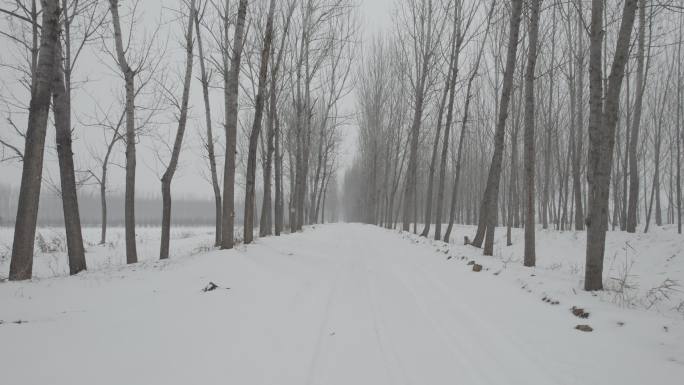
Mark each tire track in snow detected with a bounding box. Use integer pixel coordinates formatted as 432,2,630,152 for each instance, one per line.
363,263,411,385
366,249,492,385
304,262,343,385
385,245,568,385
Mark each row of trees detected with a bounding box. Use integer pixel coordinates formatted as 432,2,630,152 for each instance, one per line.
345,0,681,290
0,185,225,227
0,0,355,280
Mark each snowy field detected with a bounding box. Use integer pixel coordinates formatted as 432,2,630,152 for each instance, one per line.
0,226,217,279
0,223,683,384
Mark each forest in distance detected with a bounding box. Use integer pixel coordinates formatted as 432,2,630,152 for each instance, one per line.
0,183,342,227
0,0,681,292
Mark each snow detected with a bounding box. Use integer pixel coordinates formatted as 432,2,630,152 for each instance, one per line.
1,223,683,384
0,226,216,279
444,224,684,318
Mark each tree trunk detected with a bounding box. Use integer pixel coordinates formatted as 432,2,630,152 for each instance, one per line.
275,107,284,235
573,0,585,231
644,143,660,233
221,0,248,249
541,6,556,230
443,0,495,243
403,76,426,232
524,0,541,267
262,4,293,236
621,64,631,231
626,0,647,233
99,173,107,245
244,0,275,244
194,6,221,246
471,0,523,256
53,41,86,275
585,0,638,291
678,12,683,234
9,0,61,281
421,45,453,237
434,12,464,241
260,62,276,237
507,100,520,247
109,0,138,264
160,0,195,259
309,123,326,224
402,2,436,233
646,75,668,232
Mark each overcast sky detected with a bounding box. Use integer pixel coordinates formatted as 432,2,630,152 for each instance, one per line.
0,0,394,200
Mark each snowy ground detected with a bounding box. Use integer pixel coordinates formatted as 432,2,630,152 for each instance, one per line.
1,223,683,384
440,224,684,319
0,226,216,279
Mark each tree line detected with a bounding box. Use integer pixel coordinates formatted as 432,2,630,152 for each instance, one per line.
0,0,354,280
0,184,230,227
345,0,682,291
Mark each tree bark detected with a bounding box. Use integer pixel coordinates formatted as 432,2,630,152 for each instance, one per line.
274,104,284,235
260,60,276,237
443,0,495,243
626,0,647,233
471,0,523,256
221,0,248,249
678,12,683,234
434,8,464,240
53,41,87,275
100,171,107,244
541,5,556,230
645,73,669,232
421,47,453,237
524,0,541,267
9,0,61,281
572,0,585,231
109,0,138,264
402,1,436,232
160,0,195,259
507,93,520,247
262,3,294,237
95,111,125,246
585,0,638,291
244,0,276,244
194,5,221,246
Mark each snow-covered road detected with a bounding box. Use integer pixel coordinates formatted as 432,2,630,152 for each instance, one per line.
1,224,682,384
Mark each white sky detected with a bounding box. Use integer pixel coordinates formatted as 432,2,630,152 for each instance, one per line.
0,0,393,199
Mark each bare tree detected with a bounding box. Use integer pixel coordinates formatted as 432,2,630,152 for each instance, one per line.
8,0,61,281
260,1,295,237
571,0,585,231
85,107,124,245
420,22,455,237
399,0,445,232
244,0,276,244
584,0,638,290
471,0,523,256
84,65,159,246
194,0,222,246
625,0,649,233
678,10,683,234
431,0,473,240
220,0,248,249
443,0,495,243
52,40,86,274
644,59,672,233
523,0,541,267
159,0,196,259
53,0,106,274
108,0,138,264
